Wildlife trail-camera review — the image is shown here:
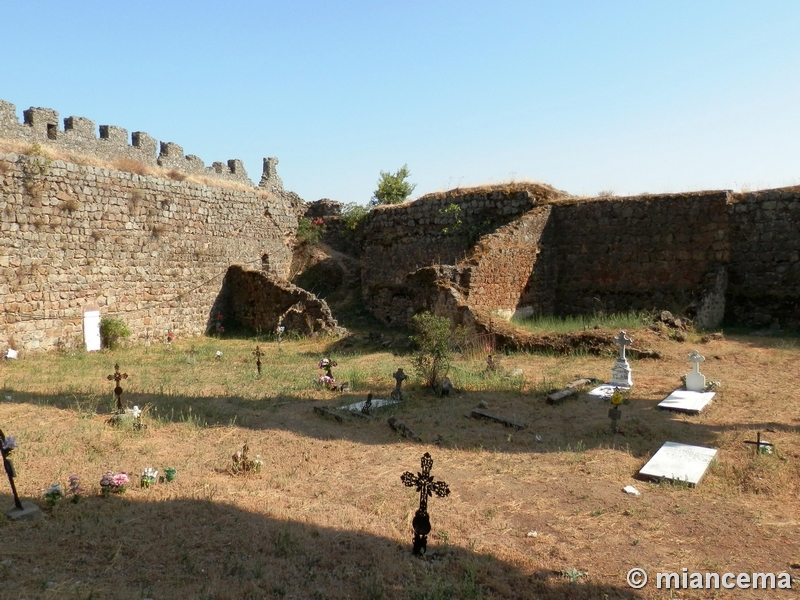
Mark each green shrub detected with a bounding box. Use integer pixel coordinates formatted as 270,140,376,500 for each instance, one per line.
340,202,369,232
296,217,323,245
100,317,131,349
370,164,416,207
410,312,466,392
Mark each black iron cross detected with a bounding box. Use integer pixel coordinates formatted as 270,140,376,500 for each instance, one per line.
361,393,373,415
744,431,774,454
401,452,450,556
0,428,23,510
253,345,264,375
107,363,129,413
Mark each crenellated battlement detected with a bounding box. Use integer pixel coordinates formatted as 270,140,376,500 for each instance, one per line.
0,98,280,189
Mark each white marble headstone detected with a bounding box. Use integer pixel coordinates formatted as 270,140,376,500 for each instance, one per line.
658,390,715,414
685,350,706,392
638,441,717,486
83,309,101,352
609,331,633,387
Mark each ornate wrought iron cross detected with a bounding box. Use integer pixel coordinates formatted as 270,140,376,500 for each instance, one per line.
253,345,264,375
401,452,450,556
107,363,129,413
0,428,23,510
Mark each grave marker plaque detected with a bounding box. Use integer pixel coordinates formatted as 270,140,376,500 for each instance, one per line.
638,441,717,486
83,307,101,352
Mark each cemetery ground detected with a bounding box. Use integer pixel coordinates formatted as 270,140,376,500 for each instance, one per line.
0,325,798,600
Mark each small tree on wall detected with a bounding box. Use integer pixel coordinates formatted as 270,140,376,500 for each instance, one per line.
370,165,416,207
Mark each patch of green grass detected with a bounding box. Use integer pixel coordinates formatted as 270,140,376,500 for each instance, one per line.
513,310,651,334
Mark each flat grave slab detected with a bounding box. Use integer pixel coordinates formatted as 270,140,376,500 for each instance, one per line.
584,384,629,400
658,390,716,414
638,441,717,487
339,398,400,412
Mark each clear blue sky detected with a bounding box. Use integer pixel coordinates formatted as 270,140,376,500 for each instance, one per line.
2,1,798,203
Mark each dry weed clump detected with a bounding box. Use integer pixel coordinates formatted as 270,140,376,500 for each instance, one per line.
166,169,188,182
113,157,153,176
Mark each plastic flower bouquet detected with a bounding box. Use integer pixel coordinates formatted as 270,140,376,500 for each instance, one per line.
68,474,84,503
44,482,64,507
140,467,158,488
100,471,129,497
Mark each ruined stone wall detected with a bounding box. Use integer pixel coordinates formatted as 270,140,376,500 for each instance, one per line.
541,191,731,318
466,205,552,319
220,265,342,336
361,184,565,324
726,188,800,326
0,98,281,187
0,151,297,351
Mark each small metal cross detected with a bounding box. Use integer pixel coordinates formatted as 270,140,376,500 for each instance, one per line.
744,431,774,454
107,363,129,413
253,345,264,375
401,452,450,556
0,428,23,510
613,331,633,360
361,393,373,415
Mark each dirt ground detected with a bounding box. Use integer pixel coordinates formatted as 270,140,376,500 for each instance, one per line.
0,328,798,599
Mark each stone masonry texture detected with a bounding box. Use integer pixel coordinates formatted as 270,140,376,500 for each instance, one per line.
0,98,284,188
362,186,800,331
0,151,298,351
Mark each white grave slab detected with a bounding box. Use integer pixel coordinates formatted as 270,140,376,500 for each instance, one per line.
83,309,101,352
339,398,401,412
658,389,716,414
638,441,717,486
584,384,626,400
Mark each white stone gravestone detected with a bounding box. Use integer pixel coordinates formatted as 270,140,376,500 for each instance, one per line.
586,331,633,399
684,349,706,392
609,331,633,388
638,441,717,486
83,308,101,352
657,349,716,413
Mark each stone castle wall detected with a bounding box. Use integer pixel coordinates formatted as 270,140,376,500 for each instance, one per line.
539,191,731,317
0,151,298,351
726,188,800,325
361,184,567,324
362,186,800,330
0,99,283,188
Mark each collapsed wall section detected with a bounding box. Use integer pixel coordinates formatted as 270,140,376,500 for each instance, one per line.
0,151,297,351
726,188,800,326
220,265,343,336
361,184,565,325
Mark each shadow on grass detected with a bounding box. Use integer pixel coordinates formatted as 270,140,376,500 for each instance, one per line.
0,492,645,600
3,384,795,461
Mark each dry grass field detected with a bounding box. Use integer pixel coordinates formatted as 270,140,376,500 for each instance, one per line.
0,325,798,599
